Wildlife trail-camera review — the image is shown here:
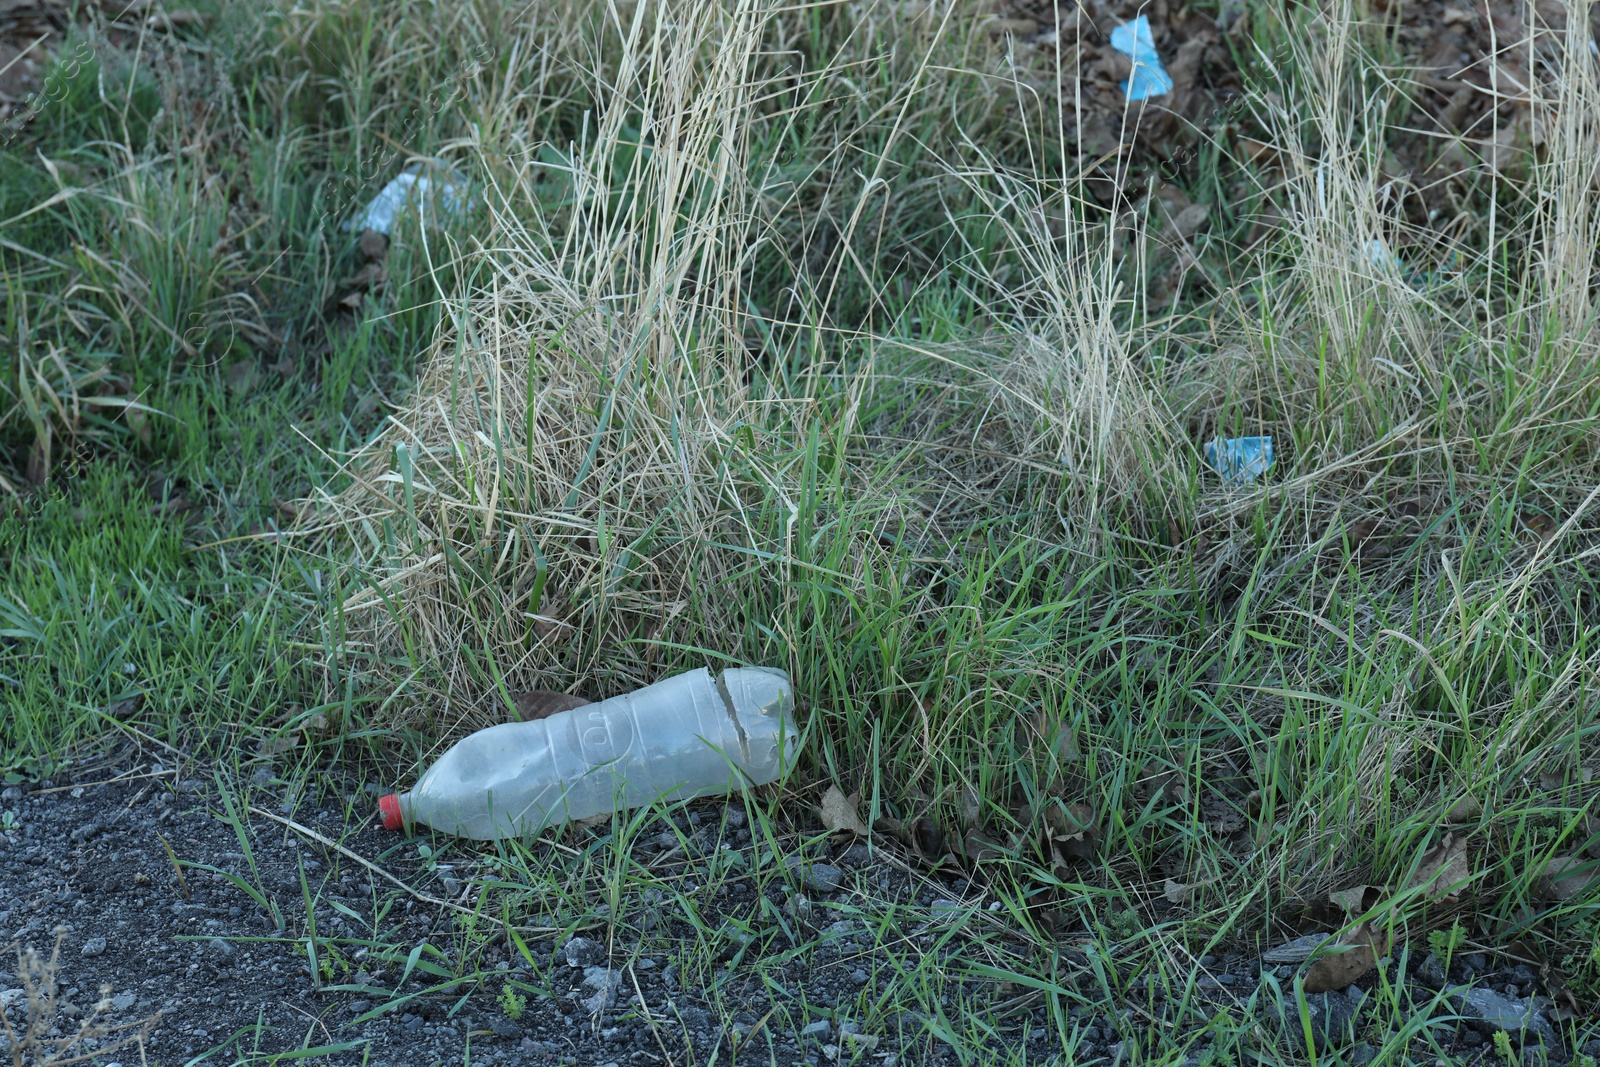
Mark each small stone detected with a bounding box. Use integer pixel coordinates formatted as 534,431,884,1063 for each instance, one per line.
1417,953,1447,990
80,936,107,958
581,966,621,1014
1270,989,1360,1051
563,936,604,968
838,843,872,867
785,857,844,893
1452,986,1537,1034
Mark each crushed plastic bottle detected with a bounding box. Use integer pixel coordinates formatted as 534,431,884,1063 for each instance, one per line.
378,667,797,840
1205,435,1274,484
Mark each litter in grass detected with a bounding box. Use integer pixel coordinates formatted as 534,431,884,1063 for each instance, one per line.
1108,17,1173,101
1204,436,1273,484
379,667,797,839
343,161,468,235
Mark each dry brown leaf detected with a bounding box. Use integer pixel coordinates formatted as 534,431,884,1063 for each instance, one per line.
958,784,982,831
358,228,389,260
1328,885,1376,916
508,689,589,722
1303,921,1387,992
961,829,1008,864
105,693,143,720
1405,832,1472,903
819,785,869,837
1519,512,1557,540
1541,854,1599,901
256,732,303,757
1044,801,1099,860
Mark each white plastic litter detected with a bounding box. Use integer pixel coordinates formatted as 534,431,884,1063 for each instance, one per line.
1364,237,1403,273
1109,17,1174,101
344,161,468,235
379,667,798,840
1205,436,1274,484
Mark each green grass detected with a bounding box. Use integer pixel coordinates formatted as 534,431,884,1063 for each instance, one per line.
4,0,1600,1062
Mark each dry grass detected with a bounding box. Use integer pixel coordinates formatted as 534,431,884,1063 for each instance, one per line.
1,934,156,1067
296,0,1600,961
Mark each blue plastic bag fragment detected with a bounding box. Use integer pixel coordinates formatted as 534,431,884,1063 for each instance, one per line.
1109,17,1174,101
1205,436,1274,484
344,161,469,235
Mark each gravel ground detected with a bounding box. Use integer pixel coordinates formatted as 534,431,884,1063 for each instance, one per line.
1,749,1598,1066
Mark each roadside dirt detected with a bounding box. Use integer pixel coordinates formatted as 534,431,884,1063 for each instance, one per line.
2,738,1596,1066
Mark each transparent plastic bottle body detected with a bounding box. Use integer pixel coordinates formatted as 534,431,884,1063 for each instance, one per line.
380,667,796,840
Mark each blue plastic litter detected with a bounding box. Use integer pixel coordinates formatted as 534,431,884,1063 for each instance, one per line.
1109,17,1173,101
344,161,468,235
1205,436,1274,484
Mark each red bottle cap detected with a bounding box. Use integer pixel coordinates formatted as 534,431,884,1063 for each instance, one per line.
378,793,403,831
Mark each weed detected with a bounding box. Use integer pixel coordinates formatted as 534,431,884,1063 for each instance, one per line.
0,932,156,1066
1427,921,1467,963
498,984,526,1021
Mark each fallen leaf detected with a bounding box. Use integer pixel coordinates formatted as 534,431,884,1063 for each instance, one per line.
125,405,150,444
1405,832,1472,903
224,360,257,394
1328,885,1380,916
508,689,589,722
1262,932,1332,965
1303,921,1386,992
910,816,950,863
256,731,303,757
819,785,869,837
959,784,982,831
1519,512,1557,540
105,693,143,720
358,228,389,260
1044,801,1099,860
1173,202,1210,237
961,829,1008,863
1541,854,1599,901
